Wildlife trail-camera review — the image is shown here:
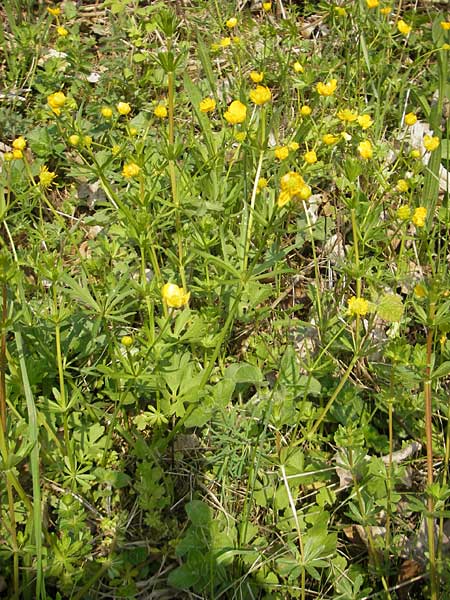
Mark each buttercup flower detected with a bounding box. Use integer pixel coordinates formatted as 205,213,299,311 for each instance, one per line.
162,283,190,308
235,131,247,143
358,140,373,160
277,171,311,207
83,135,92,147
117,101,131,115
300,105,312,116
316,79,337,96
224,100,247,124
257,177,268,192
288,141,299,151
68,134,80,146
337,108,358,122
440,21,450,31
47,91,67,114
250,71,264,83
12,136,27,151
226,17,238,28
357,114,373,129
366,0,379,7
380,6,392,15
12,149,23,159
3,153,13,161
249,85,272,105
414,284,427,298
293,62,304,73
122,162,140,178
47,6,61,16
347,296,369,317
322,133,340,145
101,106,113,118
57,26,68,36
335,7,347,16
396,179,409,192
39,165,57,188
404,112,417,126
275,146,289,160
397,205,411,220
121,335,133,347
397,20,412,35
442,44,450,51
304,150,317,164
262,2,272,11
412,207,427,227
154,104,168,118
410,149,421,159
423,135,440,152
199,97,216,113
220,37,231,47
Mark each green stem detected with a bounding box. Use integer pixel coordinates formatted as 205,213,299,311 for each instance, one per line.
425,303,438,600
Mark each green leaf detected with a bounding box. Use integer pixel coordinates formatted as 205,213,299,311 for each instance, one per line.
224,363,263,385
432,361,450,380
186,500,211,528
376,293,404,322
167,564,199,590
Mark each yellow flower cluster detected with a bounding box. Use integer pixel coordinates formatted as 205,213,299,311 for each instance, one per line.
47,91,67,115
122,162,140,178
277,171,311,208
412,207,427,227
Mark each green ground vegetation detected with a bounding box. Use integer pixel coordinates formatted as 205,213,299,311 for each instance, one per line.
1,0,450,598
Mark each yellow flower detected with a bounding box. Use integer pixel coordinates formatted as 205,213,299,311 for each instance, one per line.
410,149,421,159
47,6,61,16
337,108,358,122
220,37,231,47
224,100,247,124
68,134,80,146
199,97,216,113
12,136,27,151
162,283,190,308
335,7,347,16
357,114,373,129
154,104,168,118
322,133,340,145
101,106,113,119
288,141,299,151
396,179,409,192
117,101,131,115
232,36,241,44
404,112,417,126
112,145,121,156
442,44,450,51
47,91,66,114
249,85,272,106
423,135,440,152
226,17,238,28
257,177,268,192
303,150,317,164
57,26,68,36
122,162,140,178
347,296,369,317
12,149,23,159
397,20,412,35
412,207,427,227
121,335,133,347
277,171,311,207
129,126,138,137
262,2,272,11
316,78,337,96
380,6,392,15
300,105,312,116
396,205,411,220
358,140,373,160
3,152,13,161
83,135,92,147
275,146,289,160
440,21,450,31
293,62,304,74
250,71,264,83
39,165,56,188
366,0,379,8
234,131,247,143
